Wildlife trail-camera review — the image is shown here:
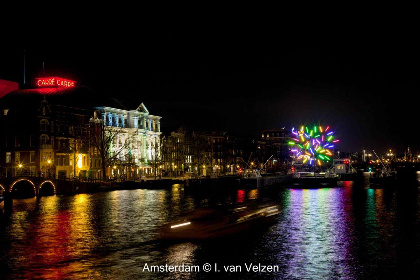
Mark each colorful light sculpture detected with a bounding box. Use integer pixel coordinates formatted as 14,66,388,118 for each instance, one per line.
288,125,338,166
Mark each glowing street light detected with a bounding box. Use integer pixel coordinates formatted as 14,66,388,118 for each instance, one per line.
47,159,52,178
18,163,23,176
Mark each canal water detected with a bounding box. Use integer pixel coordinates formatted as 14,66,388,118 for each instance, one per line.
1,180,420,279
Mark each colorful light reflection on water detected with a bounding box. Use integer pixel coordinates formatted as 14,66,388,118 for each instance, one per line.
281,186,356,279
1,182,419,279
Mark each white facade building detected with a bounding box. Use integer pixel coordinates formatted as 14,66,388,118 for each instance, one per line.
94,103,162,178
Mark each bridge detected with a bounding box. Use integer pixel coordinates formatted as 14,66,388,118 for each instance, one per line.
0,176,99,213
0,176,107,200
0,176,56,198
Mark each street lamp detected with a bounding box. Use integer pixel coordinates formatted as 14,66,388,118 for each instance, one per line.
47,159,51,178
18,163,22,176
113,165,117,179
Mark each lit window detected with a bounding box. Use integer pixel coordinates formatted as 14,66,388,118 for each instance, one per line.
114,114,119,127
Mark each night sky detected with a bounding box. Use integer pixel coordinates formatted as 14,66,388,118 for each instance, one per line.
1,24,418,154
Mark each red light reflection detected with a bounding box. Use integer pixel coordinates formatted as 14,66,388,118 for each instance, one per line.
237,189,245,203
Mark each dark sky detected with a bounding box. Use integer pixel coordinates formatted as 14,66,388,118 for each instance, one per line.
1,24,418,154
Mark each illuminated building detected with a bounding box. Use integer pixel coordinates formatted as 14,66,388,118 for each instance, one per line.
0,76,162,180
0,76,92,178
161,128,246,177
256,128,290,172
90,103,162,179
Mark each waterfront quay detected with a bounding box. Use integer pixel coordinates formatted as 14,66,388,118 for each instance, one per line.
0,173,292,196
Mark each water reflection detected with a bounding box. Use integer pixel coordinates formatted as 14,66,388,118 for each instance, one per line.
248,189,259,200
164,242,198,280
236,190,245,203
1,182,420,279
281,186,355,279
236,189,259,204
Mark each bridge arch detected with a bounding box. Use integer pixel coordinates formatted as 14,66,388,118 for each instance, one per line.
39,180,56,196
9,179,36,198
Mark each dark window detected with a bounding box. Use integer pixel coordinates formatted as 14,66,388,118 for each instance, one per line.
40,119,48,132
15,136,20,147
30,135,35,147
30,151,36,163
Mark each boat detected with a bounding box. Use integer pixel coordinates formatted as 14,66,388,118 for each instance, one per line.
291,171,338,188
369,171,397,188
159,200,280,240
368,150,397,188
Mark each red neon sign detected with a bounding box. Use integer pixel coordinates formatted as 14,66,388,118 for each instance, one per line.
36,77,76,88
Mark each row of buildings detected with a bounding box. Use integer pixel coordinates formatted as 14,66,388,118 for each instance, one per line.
0,77,291,180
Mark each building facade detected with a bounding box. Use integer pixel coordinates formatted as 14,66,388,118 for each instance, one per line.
91,103,162,179
161,128,249,178
255,128,291,172
0,77,162,181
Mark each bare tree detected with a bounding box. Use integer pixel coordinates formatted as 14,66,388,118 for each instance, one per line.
89,118,130,180
151,135,164,179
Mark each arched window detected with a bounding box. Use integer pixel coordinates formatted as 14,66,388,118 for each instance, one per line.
40,134,49,145
40,119,49,132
